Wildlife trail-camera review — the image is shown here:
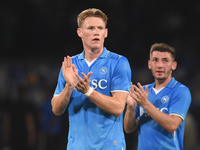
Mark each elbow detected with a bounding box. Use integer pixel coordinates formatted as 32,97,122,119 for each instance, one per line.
52,109,59,116
167,129,176,133
123,121,137,134
114,112,122,118
115,103,127,117
52,107,62,116
124,127,133,134
114,108,124,117
166,126,178,133
51,97,63,116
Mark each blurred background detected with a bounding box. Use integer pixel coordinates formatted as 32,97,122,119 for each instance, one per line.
1,0,200,150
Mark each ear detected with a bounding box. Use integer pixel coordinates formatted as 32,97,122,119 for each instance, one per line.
148,60,151,69
77,28,82,38
104,28,108,38
172,61,177,71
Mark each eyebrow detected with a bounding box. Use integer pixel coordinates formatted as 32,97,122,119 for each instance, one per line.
152,57,169,60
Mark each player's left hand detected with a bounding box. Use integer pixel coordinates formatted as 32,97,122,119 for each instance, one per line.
130,82,149,107
75,72,93,94
126,82,137,110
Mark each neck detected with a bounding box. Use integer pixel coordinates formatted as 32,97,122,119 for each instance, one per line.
154,77,172,90
84,47,104,62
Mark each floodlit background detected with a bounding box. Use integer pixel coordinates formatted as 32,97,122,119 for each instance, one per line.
1,0,200,150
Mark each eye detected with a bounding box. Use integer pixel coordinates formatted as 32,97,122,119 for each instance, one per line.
88,27,94,30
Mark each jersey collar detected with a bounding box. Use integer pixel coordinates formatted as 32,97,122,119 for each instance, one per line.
150,77,177,89
166,77,177,88
78,47,109,60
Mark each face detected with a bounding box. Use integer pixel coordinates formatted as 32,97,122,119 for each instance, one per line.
77,17,108,51
148,51,177,82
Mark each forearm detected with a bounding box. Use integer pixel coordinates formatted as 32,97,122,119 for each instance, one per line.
124,106,138,133
87,90,127,117
51,84,73,116
143,101,182,133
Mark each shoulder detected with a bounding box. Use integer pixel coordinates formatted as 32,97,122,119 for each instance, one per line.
108,51,130,65
171,81,191,103
71,53,81,59
109,51,127,59
173,81,191,94
143,83,154,89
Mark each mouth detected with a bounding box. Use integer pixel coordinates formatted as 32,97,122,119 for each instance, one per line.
156,71,164,74
92,38,100,42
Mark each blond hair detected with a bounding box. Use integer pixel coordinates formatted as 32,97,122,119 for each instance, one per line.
77,8,108,28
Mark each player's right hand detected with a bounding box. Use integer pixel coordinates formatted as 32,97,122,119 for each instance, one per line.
62,56,78,87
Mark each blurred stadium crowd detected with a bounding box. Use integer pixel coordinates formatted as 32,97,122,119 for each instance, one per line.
1,0,200,150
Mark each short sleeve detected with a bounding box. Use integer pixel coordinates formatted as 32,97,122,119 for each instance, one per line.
110,56,131,92
169,86,191,120
54,67,66,96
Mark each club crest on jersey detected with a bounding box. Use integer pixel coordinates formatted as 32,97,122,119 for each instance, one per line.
161,95,169,103
99,67,108,74
113,141,117,145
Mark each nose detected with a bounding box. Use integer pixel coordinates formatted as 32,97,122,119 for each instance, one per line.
156,60,163,68
94,28,100,34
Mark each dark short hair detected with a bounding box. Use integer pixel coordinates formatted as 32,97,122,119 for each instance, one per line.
150,43,176,61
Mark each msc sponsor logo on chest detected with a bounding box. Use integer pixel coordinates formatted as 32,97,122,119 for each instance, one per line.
89,67,108,90
91,79,107,89
140,107,169,117
140,96,170,117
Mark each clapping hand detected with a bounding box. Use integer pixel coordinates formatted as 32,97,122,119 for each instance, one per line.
129,82,149,107
126,82,137,110
62,56,78,87
75,72,93,94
